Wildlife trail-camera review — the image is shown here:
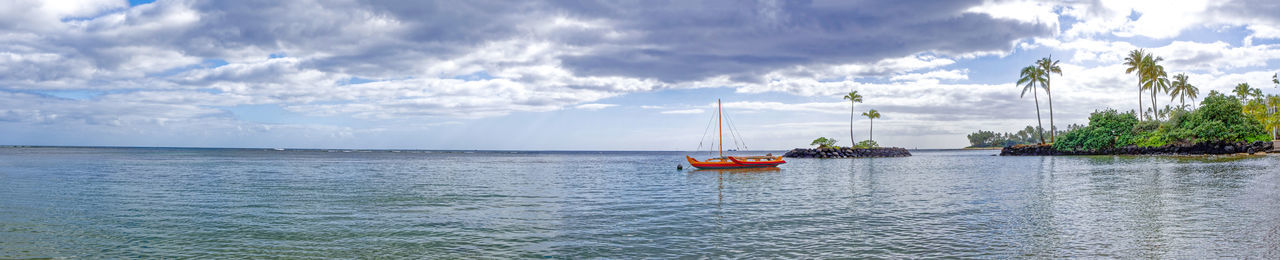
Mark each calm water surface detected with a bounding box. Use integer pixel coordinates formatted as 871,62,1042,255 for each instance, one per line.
2,147,1279,258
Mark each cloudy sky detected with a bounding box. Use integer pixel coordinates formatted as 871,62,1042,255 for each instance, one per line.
2,0,1279,150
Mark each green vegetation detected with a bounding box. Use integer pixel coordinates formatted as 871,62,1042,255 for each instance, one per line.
808,137,880,149
1123,49,1173,120
842,91,863,147
1169,73,1198,109
854,140,879,149
1142,54,1170,120
862,109,880,141
810,137,838,148
1051,109,1142,151
1124,49,1146,120
1052,92,1270,151
1017,64,1048,144
1241,85,1280,140
1037,56,1062,142
966,125,1076,148
1002,48,1278,152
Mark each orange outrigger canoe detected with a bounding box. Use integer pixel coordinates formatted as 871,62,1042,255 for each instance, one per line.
686,155,786,169
686,99,786,169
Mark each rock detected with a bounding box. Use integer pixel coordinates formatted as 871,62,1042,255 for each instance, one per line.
999,141,1265,156
782,147,912,158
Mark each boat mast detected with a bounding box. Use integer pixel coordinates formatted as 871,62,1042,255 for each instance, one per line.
718,99,723,158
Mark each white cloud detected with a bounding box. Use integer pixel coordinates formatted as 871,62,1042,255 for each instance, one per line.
966,0,1061,34
574,103,617,110
1149,41,1280,74
890,69,969,82
660,109,704,114
2,0,1280,149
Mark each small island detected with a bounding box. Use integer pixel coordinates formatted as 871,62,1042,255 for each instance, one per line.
783,137,911,158
784,92,912,159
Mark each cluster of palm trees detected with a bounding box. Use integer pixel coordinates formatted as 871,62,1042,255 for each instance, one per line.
1016,51,1204,145
1123,49,1199,120
1233,82,1280,140
1016,56,1062,144
841,91,882,145
1010,50,1279,143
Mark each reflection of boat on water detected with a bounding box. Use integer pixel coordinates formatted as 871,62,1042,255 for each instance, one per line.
690,167,781,174
685,99,786,169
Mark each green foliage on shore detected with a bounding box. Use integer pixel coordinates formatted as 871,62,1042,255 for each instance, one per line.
1163,92,1269,143
853,140,879,149
1052,91,1269,151
1052,109,1141,151
965,126,1075,148
810,137,838,148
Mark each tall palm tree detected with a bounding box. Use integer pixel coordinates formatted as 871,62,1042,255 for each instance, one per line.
1017,65,1047,144
1233,83,1252,102
1169,73,1199,108
842,91,863,147
1140,54,1169,120
1267,95,1280,140
862,109,881,142
1124,49,1147,120
1037,55,1062,143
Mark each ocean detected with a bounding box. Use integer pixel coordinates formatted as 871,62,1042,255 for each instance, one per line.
2,147,1278,258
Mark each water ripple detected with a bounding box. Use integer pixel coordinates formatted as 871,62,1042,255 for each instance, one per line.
2,148,1279,258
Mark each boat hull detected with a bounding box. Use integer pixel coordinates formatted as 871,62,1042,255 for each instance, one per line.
686,156,785,169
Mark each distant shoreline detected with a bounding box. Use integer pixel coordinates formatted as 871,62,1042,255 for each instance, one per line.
960,147,1003,150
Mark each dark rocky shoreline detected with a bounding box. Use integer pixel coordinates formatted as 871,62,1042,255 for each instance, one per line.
1000,141,1276,156
783,147,912,158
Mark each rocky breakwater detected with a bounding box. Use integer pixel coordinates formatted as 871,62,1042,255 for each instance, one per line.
783,147,912,158
1000,141,1275,156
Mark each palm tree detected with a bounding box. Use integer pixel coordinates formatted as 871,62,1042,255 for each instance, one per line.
1140,54,1169,120
862,109,881,142
1267,95,1280,140
1124,49,1147,120
1169,73,1199,108
1233,83,1252,102
1017,65,1047,144
1037,55,1062,143
842,91,863,147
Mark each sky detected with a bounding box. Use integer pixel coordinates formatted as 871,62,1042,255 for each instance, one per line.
2,0,1280,150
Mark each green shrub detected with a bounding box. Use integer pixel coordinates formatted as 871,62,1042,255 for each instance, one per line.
1055,92,1269,152
810,137,838,148
1162,92,1266,143
1134,131,1169,147
1053,109,1140,151
854,140,879,149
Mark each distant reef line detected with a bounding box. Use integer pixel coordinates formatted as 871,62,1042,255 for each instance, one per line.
783,147,911,158
1000,141,1276,156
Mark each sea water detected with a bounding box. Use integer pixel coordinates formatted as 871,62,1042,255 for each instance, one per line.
2,147,1278,258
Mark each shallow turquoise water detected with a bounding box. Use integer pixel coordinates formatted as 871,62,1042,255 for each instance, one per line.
2,147,1279,258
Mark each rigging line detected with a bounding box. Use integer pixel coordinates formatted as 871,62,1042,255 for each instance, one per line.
725,110,742,151
721,106,742,150
732,115,748,151
722,108,747,151
696,109,716,153
707,110,719,157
